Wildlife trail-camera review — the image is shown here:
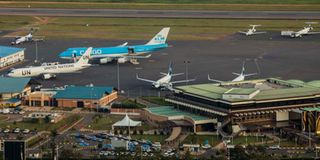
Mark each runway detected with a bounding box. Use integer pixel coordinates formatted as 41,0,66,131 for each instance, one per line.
1,8,320,19
1,32,320,97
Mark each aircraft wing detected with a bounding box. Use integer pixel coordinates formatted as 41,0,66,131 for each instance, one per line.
160,72,167,76
252,32,266,35
208,74,224,83
171,78,196,84
171,73,184,77
232,72,241,76
306,32,320,35
33,36,45,41
136,74,156,83
124,54,151,59
118,42,128,47
244,73,257,77
238,31,248,34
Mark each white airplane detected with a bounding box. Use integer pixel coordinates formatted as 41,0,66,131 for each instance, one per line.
239,25,266,36
11,28,44,45
281,22,320,38
208,62,257,83
7,47,92,79
136,62,195,89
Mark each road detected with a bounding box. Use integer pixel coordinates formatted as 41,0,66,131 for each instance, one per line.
1,8,320,19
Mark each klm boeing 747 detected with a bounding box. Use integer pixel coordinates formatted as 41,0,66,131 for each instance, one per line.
59,27,170,64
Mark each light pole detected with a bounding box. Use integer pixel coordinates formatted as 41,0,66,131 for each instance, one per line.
117,62,120,91
184,60,190,85
34,40,38,63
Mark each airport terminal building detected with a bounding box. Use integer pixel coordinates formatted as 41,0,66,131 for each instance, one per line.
166,78,320,133
0,46,24,69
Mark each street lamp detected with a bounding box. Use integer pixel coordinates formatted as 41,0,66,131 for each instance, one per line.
184,60,190,85
34,40,38,63
117,61,120,91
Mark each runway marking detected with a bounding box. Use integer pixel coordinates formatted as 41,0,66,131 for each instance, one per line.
148,60,155,62
135,67,143,70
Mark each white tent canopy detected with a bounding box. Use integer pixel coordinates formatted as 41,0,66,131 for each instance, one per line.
112,114,141,130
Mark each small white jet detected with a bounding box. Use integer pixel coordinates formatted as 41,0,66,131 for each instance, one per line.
11,28,44,45
208,62,257,83
239,25,266,36
136,62,195,90
281,22,320,38
7,47,92,79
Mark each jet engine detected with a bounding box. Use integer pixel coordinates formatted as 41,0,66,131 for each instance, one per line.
117,57,129,63
42,74,56,80
99,57,113,64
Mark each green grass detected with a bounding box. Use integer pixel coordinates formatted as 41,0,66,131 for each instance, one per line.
131,134,168,144
0,114,81,132
141,96,172,106
232,136,272,145
0,15,35,31
27,132,50,148
0,115,8,121
29,17,316,40
112,99,146,109
0,1,320,11
51,107,75,111
1,0,320,4
182,135,221,146
88,114,123,130
1,16,318,40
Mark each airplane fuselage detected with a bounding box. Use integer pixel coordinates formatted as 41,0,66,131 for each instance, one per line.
153,75,172,88
8,63,90,77
292,27,311,37
59,43,168,59
13,34,32,45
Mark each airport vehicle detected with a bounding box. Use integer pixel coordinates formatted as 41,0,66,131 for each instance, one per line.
239,25,266,36
208,62,256,83
136,62,195,90
7,47,92,79
281,22,320,38
11,28,44,45
59,28,170,64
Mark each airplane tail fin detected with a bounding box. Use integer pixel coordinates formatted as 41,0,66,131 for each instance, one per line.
146,27,170,45
241,61,246,75
76,47,92,65
168,61,173,76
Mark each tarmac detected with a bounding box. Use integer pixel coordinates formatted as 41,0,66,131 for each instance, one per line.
1,31,320,97
0,8,320,19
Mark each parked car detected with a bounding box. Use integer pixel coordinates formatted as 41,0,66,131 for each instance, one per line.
3,129,10,133
22,129,30,134
14,128,20,133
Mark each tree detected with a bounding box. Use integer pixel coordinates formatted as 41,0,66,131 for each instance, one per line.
60,148,79,160
230,145,249,160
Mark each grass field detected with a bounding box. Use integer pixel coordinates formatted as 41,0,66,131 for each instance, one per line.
0,114,81,131
2,16,313,41
232,136,272,145
2,0,320,4
0,1,320,11
0,115,8,121
141,96,172,106
182,135,221,146
88,114,123,130
131,134,168,144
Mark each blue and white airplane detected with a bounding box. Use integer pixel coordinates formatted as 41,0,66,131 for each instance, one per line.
59,27,170,64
